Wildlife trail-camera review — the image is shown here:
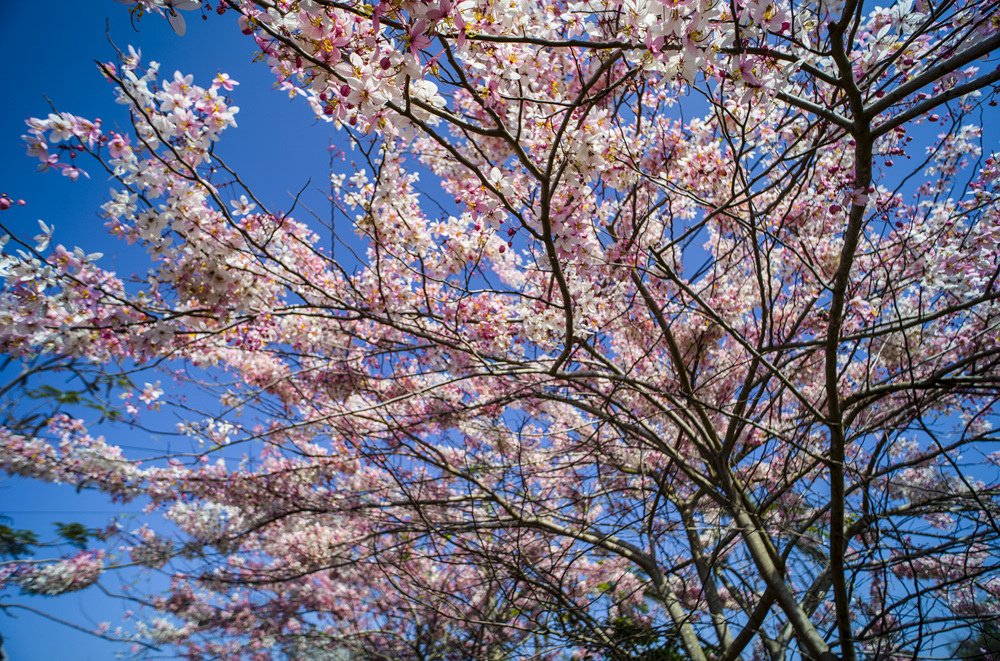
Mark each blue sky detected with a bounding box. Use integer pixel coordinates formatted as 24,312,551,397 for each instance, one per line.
2,1,998,659
0,2,343,658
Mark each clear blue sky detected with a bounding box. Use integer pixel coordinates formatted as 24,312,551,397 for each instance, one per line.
2,2,997,659
0,2,340,658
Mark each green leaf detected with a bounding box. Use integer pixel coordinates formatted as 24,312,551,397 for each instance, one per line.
0,523,39,558
55,522,96,549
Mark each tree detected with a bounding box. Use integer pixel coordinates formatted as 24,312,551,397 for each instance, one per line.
1,0,999,658
953,619,1000,660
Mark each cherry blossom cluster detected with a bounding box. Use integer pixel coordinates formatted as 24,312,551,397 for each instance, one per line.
10,551,105,596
